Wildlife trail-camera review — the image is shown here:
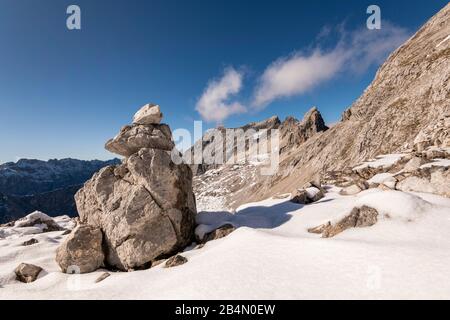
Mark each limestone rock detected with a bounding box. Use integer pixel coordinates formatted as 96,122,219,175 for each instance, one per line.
15,263,43,283
75,148,196,271
309,206,379,238
133,104,162,125
204,224,236,243
339,184,362,196
413,114,450,152
105,124,174,156
290,189,308,204
95,272,111,283
396,167,450,197
55,225,104,274
14,211,63,232
290,187,324,204
62,103,197,273
403,157,426,172
165,255,187,268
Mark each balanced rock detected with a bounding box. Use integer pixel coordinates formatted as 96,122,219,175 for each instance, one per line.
56,225,104,274
62,104,197,272
133,103,163,125
105,123,174,156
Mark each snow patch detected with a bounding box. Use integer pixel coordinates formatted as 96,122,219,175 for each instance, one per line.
353,154,406,171
436,35,450,48
420,159,450,169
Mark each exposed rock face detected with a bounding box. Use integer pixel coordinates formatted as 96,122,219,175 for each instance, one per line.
396,166,450,197
413,114,450,152
308,206,379,238
59,104,197,272
280,107,328,153
133,103,162,125
15,263,43,283
192,108,328,211
56,225,104,274
188,115,282,176
241,4,450,204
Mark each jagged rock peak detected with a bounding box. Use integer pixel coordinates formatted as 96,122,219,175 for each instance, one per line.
105,104,175,157
299,106,328,132
241,115,281,131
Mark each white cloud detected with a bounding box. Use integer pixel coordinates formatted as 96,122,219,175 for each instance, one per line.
253,22,410,108
196,68,246,123
253,49,346,108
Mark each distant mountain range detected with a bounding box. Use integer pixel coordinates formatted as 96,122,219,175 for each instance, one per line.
0,158,120,223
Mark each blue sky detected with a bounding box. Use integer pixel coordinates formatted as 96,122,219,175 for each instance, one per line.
0,0,447,163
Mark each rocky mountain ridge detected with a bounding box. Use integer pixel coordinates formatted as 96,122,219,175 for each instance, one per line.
193,3,450,208
0,158,119,223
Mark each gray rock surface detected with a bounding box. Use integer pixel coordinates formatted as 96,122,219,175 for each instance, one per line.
133,104,163,125
308,206,379,238
165,255,188,268
105,124,174,156
95,272,111,283
203,224,236,243
64,105,197,272
55,225,104,274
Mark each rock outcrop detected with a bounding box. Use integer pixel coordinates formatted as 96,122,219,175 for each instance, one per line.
56,104,197,272
192,108,329,211
237,4,450,204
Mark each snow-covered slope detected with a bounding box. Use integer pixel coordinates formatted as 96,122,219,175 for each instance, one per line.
1,187,450,299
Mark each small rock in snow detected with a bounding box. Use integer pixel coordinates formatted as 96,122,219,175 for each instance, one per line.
22,238,38,246
15,263,43,283
165,255,188,268
95,272,111,283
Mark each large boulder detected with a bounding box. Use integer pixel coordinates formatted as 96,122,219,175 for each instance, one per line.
56,225,104,274
70,103,197,272
75,148,196,271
